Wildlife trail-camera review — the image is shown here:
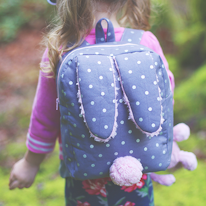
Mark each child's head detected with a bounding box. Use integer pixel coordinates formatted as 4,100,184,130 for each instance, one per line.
43,0,151,76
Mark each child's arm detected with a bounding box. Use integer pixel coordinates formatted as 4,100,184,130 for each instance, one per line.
9,150,46,190
9,49,60,190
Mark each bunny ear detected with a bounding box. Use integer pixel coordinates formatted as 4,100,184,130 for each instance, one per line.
114,52,163,137
47,0,56,5
76,55,118,143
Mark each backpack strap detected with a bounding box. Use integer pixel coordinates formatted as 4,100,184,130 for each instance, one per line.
121,28,144,44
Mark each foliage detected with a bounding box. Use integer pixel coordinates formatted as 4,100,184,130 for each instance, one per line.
0,0,53,43
174,64,206,131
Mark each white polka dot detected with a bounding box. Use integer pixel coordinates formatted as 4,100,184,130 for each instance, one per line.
159,163,162,167
111,83,114,87
148,107,152,111
99,76,103,80
113,99,116,103
139,118,143,122
159,71,162,75
162,64,165,68
91,164,95,167
141,75,145,79
145,91,149,95
155,62,158,66
92,118,96,122
108,32,111,36
151,155,155,159
120,120,124,124
89,85,93,89
136,139,140,143
104,125,108,129
128,39,132,42
163,150,166,154
119,99,123,103
114,152,118,156
150,65,154,69
128,130,132,134
131,31,134,34
110,54,114,56
129,150,133,154
157,97,161,101
90,145,94,148
132,85,136,89
101,38,104,41
101,92,105,96
87,69,91,72
125,57,128,60
91,101,94,105
152,123,155,127
107,162,111,165
103,108,107,113
121,141,125,145
136,101,140,105
154,81,157,85
128,70,132,74
109,68,113,71
144,147,148,151
125,50,128,52
95,52,99,55
156,143,159,147
146,52,149,55
106,144,110,147
69,81,73,85
140,48,144,50
98,61,101,64
137,61,141,64
86,56,89,58
79,53,83,55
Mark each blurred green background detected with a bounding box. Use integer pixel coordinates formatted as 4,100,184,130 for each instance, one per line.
0,0,206,205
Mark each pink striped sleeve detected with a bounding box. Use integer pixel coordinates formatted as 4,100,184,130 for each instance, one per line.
140,31,175,93
27,49,60,154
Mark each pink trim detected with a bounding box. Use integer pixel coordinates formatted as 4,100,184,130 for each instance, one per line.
113,56,163,137
76,57,118,143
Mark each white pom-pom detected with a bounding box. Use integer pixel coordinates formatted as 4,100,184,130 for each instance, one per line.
109,156,143,186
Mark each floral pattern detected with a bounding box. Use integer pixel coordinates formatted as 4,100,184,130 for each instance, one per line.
121,174,148,192
77,201,91,206
65,174,154,206
82,177,110,197
119,201,135,206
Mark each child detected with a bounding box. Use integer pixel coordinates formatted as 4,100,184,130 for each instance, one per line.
9,0,175,205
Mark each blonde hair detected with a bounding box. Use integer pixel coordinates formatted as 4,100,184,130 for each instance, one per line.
42,0,151,77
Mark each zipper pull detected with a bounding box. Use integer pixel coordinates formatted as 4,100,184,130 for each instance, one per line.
56,98,59,110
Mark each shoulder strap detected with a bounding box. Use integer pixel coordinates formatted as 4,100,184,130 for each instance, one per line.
121,28,144,44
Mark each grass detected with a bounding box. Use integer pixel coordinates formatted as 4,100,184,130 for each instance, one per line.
0,133,205,206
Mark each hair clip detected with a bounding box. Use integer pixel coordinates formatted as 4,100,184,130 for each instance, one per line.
47,0,56,5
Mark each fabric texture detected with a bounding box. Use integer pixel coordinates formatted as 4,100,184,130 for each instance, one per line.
27,28,175,160
65,174,154,206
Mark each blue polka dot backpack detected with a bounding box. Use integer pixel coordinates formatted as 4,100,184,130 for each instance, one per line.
56,18,173,186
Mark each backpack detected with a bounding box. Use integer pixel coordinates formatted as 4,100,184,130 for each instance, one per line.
56,18,173,185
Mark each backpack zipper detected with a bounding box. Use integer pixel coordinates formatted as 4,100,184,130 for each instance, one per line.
56,43,141,110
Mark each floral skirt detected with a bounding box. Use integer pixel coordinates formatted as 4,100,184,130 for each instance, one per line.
65,174,154,206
